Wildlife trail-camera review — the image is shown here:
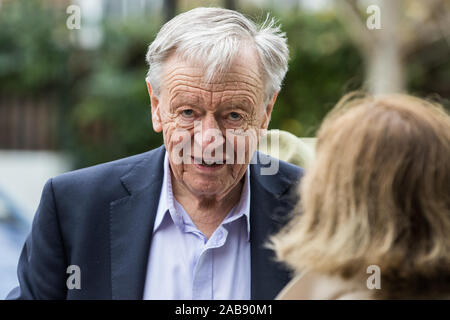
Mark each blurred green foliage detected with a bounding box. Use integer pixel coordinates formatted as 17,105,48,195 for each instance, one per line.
69,19,163,167
0,0,447,168
269,12,363,137
0,0,71,94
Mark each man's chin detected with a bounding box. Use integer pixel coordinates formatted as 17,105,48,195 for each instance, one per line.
185,182,226,198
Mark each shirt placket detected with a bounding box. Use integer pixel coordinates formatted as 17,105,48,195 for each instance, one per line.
192,227,228,299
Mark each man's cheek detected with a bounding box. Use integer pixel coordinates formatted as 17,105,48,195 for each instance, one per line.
168,129,193,165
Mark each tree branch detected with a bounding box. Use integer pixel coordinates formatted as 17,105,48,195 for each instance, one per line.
334,0,375,54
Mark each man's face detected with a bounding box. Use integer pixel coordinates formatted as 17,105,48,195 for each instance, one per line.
148,48,276,201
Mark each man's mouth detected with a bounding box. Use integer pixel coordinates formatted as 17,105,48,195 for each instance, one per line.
201,161,221,167
191,157,226,169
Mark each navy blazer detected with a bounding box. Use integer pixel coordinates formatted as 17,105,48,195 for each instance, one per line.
7,145,303,300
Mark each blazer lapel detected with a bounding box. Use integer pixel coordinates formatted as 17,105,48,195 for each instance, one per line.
250,152,301,299
109,145,165,300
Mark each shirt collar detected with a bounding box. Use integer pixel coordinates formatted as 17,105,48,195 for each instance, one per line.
153,152,180,232
153,152,251,240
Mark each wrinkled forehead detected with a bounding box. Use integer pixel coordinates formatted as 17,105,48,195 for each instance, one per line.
160,47,265,98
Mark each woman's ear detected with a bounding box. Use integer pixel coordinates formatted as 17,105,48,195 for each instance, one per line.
146,80,162,133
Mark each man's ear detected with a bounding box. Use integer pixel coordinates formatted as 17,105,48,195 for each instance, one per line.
261,92,278,130
146,80,162,133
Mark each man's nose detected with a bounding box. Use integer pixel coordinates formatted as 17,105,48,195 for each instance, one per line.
195,114,222,150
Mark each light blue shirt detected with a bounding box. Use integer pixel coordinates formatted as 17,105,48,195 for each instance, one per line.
143,153,251,300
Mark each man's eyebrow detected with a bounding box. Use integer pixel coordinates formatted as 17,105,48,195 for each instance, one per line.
169,92,203,110
219,95,256,109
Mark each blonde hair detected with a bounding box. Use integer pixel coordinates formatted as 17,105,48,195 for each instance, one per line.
271,92,450,298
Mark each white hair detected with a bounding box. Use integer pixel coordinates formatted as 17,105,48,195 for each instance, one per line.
145,7,289,104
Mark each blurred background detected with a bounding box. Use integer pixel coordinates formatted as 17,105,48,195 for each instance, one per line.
0,0,449,298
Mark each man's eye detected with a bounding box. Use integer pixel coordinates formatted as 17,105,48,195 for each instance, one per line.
181,109,194,118
228,112,242,121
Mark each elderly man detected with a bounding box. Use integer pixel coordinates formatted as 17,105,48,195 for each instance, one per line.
7,7,303,300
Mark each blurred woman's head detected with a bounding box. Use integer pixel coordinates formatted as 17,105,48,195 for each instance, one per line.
271,93,450,298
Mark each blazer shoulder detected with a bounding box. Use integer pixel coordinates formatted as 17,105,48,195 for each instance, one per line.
278,158,304,182
52,146,164,187
252,151,304,196
47,146,165,204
